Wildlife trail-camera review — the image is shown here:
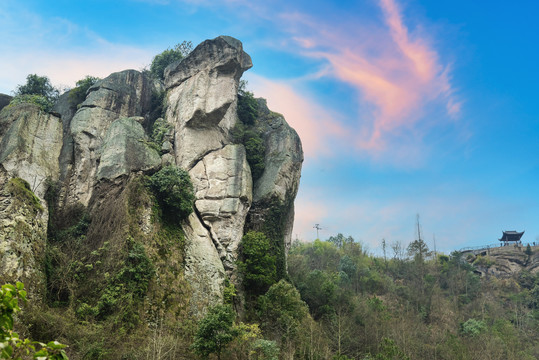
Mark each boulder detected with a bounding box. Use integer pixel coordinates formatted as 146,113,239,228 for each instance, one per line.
165,36,252,170
96,117,161,180
245,100,303,261
0,166,47,299
67,70,153,206
0,103,63,199
0,93,12,112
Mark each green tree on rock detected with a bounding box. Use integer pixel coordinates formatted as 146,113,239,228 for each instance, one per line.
192,304,238,360
150,41,193,80
238,231,277,296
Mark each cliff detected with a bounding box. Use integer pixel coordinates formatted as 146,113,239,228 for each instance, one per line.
0,35,303,319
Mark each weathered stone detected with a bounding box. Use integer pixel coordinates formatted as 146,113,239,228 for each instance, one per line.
67,70,153,206
52,91,78,180
246,99,303,255
165,36,252,169
189,145,252,274
183,212,226,314
0,93,12,112
0,166,47,299
0,103,63,199
96,117,161,180
465,246,539,278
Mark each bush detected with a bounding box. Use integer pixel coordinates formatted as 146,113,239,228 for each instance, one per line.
68,76,100,108
15,74,59,101
191,304,237,359
1,282,69,359
7,94,55,112
149,165,195,222
238,231,277,296
150,41,193,80
460,318,486,337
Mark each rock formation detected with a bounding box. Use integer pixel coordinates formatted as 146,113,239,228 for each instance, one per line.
0,36,303,313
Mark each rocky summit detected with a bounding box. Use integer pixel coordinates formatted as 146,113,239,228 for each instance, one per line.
0,36,303,312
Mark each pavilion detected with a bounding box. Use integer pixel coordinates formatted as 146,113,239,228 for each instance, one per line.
499,230,524,246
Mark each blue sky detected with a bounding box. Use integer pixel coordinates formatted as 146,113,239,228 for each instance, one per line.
2,0,538,254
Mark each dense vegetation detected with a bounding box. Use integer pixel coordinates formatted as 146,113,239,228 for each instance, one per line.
150,41,193,80
232,82,266,182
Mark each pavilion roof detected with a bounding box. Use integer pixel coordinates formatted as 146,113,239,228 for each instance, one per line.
498,230,524,242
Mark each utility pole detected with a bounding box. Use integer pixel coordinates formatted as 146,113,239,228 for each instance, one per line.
314,224,322,239
416,214,422,242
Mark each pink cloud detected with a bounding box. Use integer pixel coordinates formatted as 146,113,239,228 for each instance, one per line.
246,73,347,158
280,0,461,154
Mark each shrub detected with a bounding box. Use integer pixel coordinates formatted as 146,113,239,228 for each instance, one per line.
237,87,259,126
149,165,195,222
150,41,193,80
191,304,237,359
7,94,55,112
1,282,69,359
238,231,277,296
14,74,59,102
460,318,486,337
68,75,100,108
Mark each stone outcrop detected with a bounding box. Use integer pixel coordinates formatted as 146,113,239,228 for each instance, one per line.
164,36,256,305
96,117,160,180
465,245,539,277
0,166,47,299
67,70,153,206
247,100,303,256
0,103,63,199
0,36,304,315
0,94,12,112
190,144,252,274
165,36,252,170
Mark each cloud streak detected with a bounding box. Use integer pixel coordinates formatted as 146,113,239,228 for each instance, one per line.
280,0,460,153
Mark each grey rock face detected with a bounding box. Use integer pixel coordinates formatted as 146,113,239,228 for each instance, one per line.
67,70,153,206
164,36,254,306
183,212,227,310
0,103,63,199
165,36,252,170
0,94,12,112
246,100,303,254
0,166,47,299
96,117,161,180
190,145,252,274
52,91,78,180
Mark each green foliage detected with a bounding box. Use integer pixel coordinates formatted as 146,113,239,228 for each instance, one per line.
223,279,237,306
148,165,195,222
232,82,266,182
525,244,533,256
6,177,43,212
150,41,193,80
150,117,173,148
68,76,99,108
14,74,59,102
1,282,68,360
7,94,54,112
95,239,154,323
238,231,277,296
257,280,309,341
191,304,237,359
237,86,259,126
251,339,279,360
460,318,486,337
